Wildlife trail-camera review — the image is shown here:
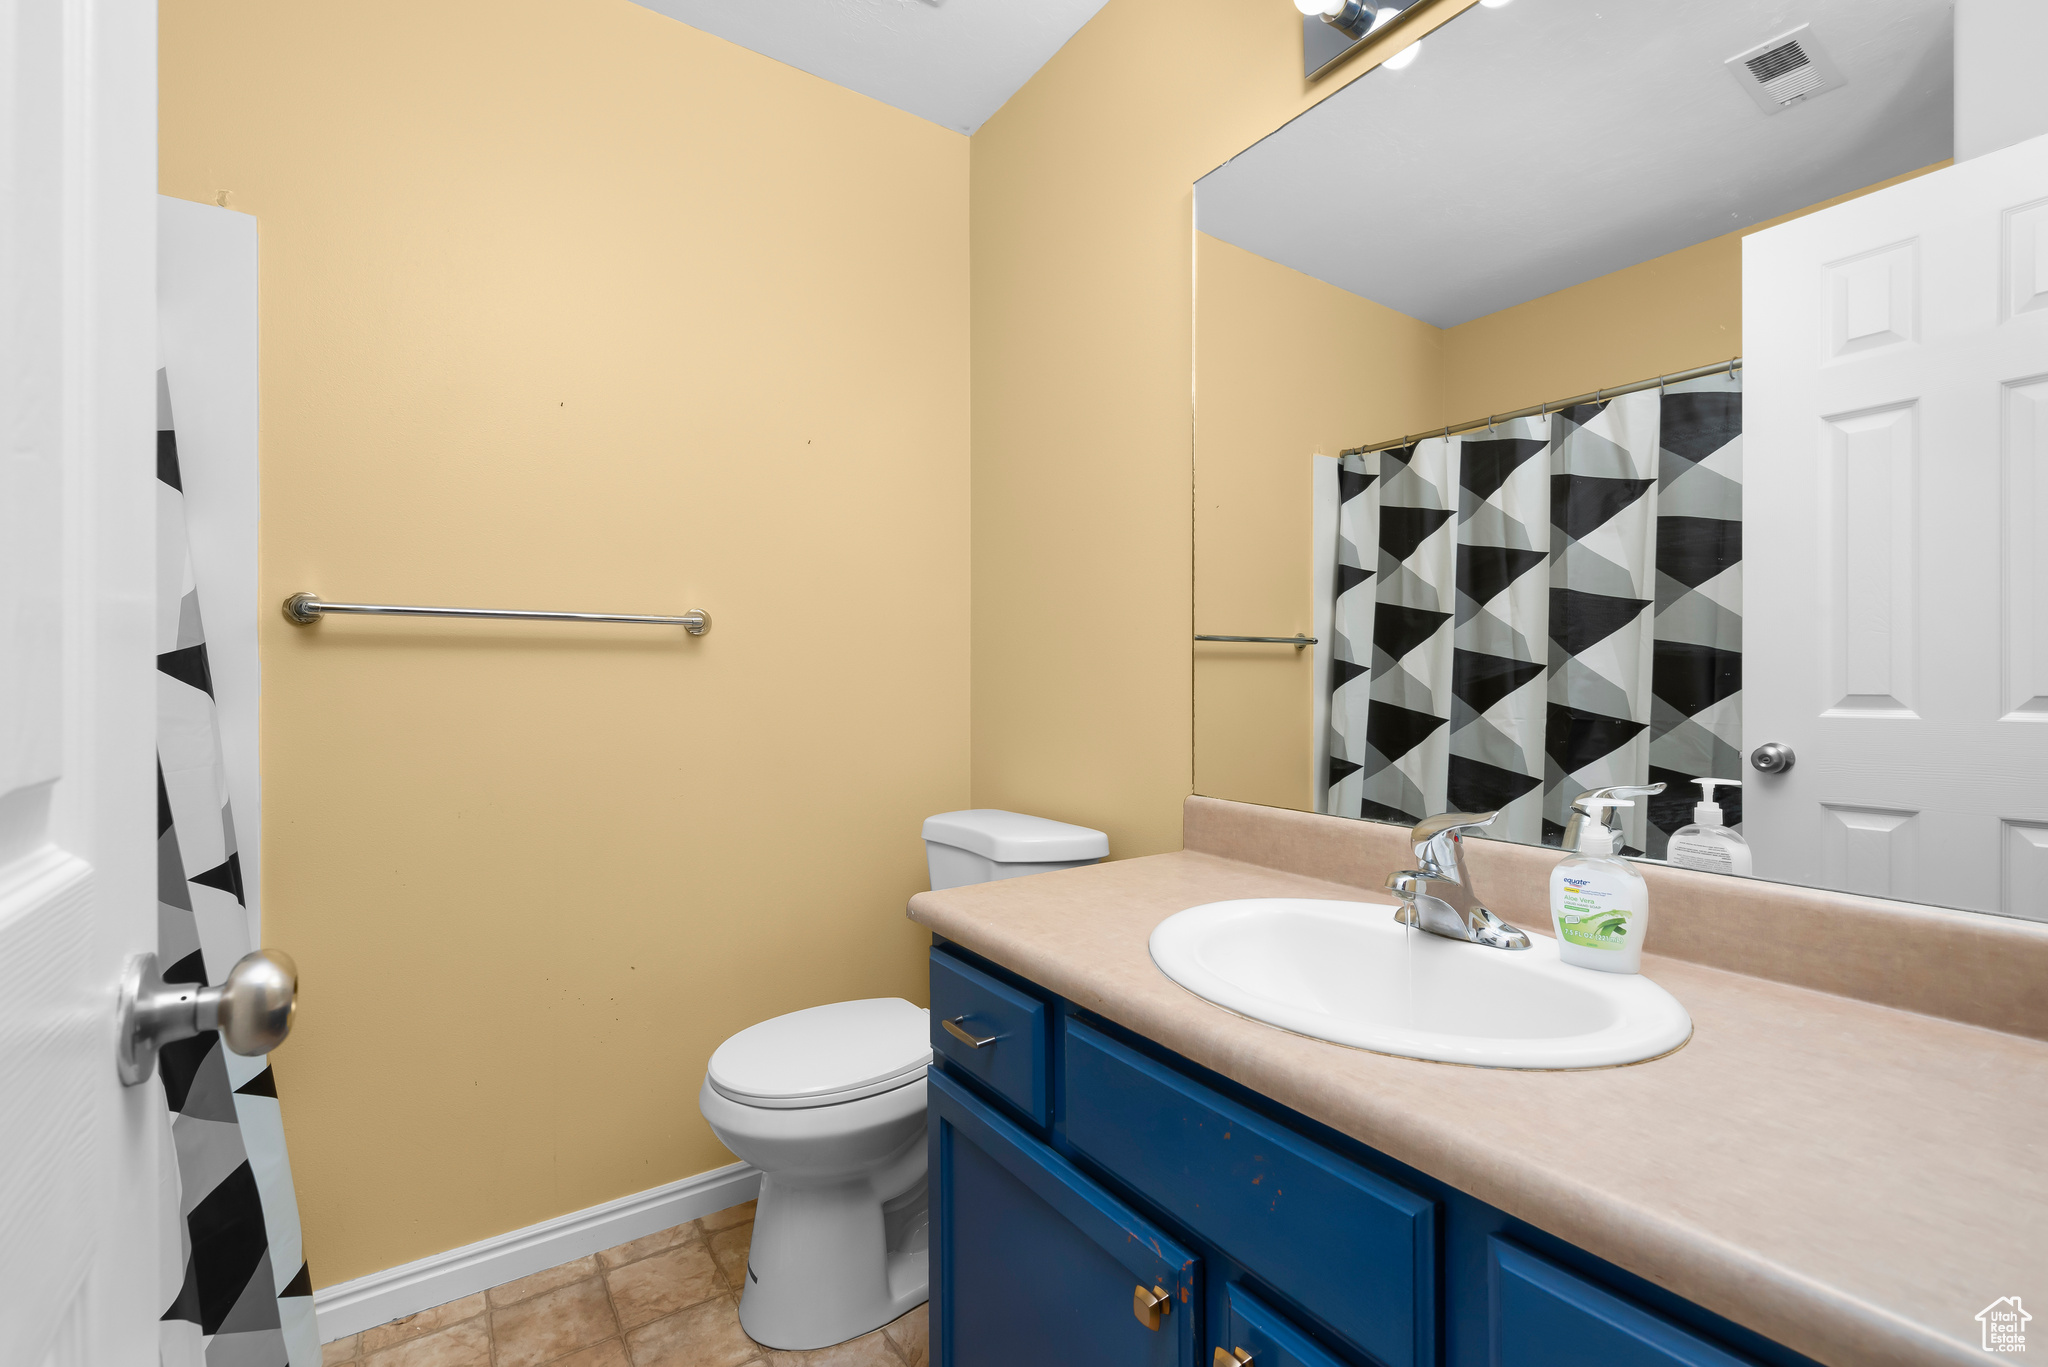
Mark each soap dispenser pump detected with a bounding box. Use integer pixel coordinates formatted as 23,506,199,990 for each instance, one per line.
1549,797,1648,974
1666,779,1752,876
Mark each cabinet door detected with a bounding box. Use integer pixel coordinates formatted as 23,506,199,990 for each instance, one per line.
1064,1021,1437,1367
931,1069,1201,1367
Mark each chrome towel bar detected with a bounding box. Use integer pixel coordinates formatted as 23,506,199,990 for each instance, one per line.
283,592,710,635
1195,633,1315,648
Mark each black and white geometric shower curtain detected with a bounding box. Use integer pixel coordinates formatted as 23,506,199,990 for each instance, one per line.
157,370,321,1366
1326,372,1743,858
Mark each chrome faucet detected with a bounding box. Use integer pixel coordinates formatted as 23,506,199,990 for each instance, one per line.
1383,811,1531,950
1560,783,1665,854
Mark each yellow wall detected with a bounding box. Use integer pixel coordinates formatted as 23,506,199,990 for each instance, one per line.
1438,162,1949,424
1438,235,1749,425
161,0,970,1286
1193,234,1441,810
968,0,1479,857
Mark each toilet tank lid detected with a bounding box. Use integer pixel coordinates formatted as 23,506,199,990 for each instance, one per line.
921,809,1108,862
707,998,931,1107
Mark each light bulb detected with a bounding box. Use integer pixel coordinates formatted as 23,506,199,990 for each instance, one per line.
1383,38,1421,68
1479,0,1514,7
1293,0,1344,14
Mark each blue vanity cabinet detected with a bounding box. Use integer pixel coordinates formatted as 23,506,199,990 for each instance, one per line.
927,944,1807,1367
929,1069,1202,1367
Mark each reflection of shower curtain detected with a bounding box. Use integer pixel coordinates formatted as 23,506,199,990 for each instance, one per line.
157,370,321,1366
1324,373,1743,857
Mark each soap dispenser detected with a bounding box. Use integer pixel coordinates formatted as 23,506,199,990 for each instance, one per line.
1666,779,1751,876
1549,797,1648,974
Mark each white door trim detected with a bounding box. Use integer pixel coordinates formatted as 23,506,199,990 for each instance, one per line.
312,1162,761,1342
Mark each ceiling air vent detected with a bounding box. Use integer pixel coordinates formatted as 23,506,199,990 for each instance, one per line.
1726,24,1846,115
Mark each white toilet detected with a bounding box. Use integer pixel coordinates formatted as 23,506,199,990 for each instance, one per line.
699,809,1108,1351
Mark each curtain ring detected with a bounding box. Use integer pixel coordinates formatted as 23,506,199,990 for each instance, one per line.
1594,387,1604,405
1728,356,1738,381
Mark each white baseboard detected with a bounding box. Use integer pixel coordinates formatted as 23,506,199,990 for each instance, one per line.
312,1162,761,1342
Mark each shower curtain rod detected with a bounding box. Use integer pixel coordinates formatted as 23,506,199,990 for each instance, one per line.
1341,356,1742,457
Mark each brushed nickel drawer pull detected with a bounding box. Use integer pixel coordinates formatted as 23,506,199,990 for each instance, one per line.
1134,1283,1172,1331
943,1017,998,1049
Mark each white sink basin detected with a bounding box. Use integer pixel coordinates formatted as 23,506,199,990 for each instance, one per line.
1149,898,1691,1069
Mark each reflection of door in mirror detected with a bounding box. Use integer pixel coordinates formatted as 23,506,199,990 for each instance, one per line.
1192,0,2048,919
1745,134,2048,914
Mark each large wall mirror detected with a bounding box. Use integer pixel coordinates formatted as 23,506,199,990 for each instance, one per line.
1193,0,2048,919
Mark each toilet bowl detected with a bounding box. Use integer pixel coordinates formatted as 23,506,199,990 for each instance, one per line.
700,998,932,1350
700,810,1108,1350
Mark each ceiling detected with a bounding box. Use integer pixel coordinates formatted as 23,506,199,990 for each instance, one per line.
1196,0,1955,327
628,0,1112,135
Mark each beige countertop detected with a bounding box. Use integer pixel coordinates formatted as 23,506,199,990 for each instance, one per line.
908,845,2045,1367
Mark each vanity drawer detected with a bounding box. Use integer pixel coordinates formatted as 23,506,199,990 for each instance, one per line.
1217,1283,1348,1367
1489,1238,1758,1367
929,949,1050,1125
1063,1020,1438,1367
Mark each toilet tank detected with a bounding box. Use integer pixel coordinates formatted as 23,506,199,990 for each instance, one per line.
922,810,1109,890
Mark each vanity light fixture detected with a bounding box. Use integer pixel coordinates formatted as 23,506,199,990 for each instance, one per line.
1293,0,1378,42
1296,0,1430,79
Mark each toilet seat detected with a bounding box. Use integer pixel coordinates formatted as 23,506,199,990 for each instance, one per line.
708,998,931,1110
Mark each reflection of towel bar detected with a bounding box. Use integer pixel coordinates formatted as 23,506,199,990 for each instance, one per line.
1195,633,1315,649
283,593,710,635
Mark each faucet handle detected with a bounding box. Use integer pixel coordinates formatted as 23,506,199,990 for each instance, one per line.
1409,811,1497,877
1584,783,1666,800
1410,811,1499,844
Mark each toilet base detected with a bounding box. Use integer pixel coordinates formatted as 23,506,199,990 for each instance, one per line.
736,1169,929,1351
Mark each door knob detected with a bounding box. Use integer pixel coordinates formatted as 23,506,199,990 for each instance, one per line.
1749,742,1796,774
1133,1283,1173,1331
117,948,298,1086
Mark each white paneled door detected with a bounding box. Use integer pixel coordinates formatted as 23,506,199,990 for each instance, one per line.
1745,132,2048,918
0,1,166,1362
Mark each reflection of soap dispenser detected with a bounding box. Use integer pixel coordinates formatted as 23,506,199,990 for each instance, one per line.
1666,779,1751,876
1549,798,1647,974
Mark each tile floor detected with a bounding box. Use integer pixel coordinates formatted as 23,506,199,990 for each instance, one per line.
320,1200,928,1367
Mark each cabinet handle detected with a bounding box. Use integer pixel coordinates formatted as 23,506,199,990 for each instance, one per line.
1133,1284,1172,1331
1213,1350,1255,1367
943,1017,998,1049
